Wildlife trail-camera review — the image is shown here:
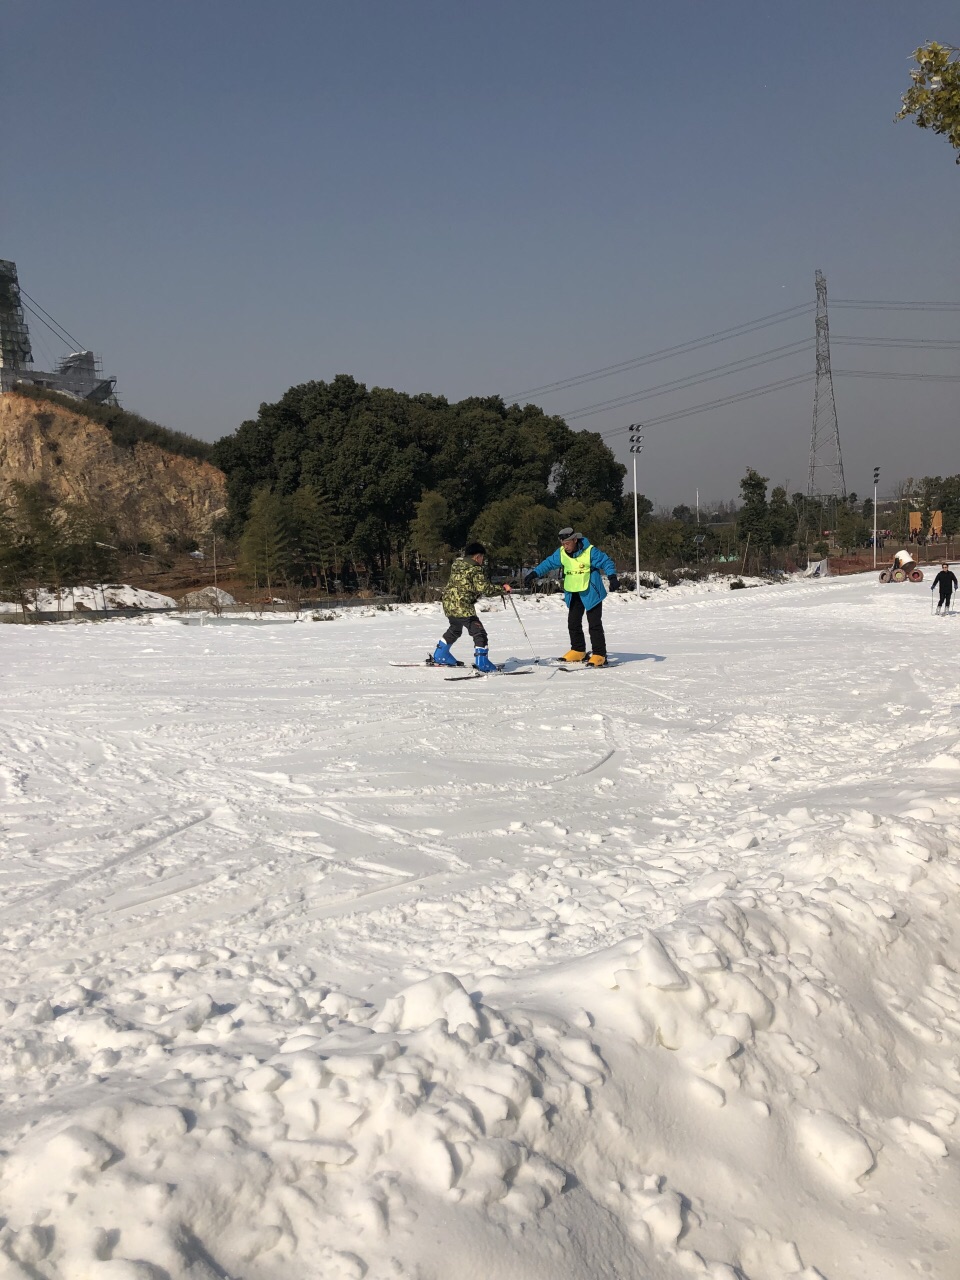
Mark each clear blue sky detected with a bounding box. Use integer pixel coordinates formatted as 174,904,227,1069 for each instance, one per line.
4,0,958,505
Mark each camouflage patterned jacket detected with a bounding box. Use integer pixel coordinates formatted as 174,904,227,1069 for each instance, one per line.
442,556,504,618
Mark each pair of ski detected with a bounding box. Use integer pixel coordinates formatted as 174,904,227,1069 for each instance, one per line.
389,658,533,681
390,656,613,681
542,657,615,674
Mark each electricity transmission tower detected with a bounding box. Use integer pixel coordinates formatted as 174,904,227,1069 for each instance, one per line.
807,269,846,500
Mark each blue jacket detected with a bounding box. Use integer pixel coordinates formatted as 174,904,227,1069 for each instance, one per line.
530,539,616,610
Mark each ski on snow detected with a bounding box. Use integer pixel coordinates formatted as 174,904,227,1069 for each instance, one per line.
555,662,615,672
539,656,616,672
444,669,535,681
390,658,613,679
389,659,465,668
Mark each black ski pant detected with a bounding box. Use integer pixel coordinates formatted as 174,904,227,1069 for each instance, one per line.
568,595,606,657
937,589,953,610
443,615,488,648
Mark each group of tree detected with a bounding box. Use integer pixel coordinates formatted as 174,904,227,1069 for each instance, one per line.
737,468,881,563
216,369,960,596
0,483,120,606
891,475,960,542
729,470,960,568
214,374,630,591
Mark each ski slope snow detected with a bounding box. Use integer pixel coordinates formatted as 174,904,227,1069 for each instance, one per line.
0,573,958,1279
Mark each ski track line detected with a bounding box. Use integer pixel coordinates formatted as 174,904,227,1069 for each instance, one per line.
0,809,214,921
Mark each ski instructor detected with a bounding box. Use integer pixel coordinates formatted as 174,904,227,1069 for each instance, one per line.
524,527,618,666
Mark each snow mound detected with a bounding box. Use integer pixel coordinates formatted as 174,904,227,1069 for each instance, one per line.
4,584,177,611
177,586,237,609
1,810,958,1278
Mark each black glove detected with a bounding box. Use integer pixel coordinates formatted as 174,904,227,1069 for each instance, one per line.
524,572,538,589
608,575,619,593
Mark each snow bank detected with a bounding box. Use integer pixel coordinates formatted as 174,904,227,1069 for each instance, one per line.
0,584,177,612
1,805,957,1278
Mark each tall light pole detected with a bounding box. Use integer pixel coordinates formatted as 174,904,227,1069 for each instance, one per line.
629,424,644,597
872,466,879,569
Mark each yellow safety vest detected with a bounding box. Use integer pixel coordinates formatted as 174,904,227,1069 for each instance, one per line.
560,544,592,593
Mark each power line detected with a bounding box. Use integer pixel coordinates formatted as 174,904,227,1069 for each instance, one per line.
20,301,75,354
560,330,958,424
504,301,815,399
591,367,958,440
834,335,960,348
832,299,960,311
599,373,815,436
18,287,84,350
505,298,958,404
561,339,814,421
834,368,960,382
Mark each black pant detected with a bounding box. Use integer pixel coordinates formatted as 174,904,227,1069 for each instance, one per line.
938,590,953,609
568,595,605,657
443,615,488,647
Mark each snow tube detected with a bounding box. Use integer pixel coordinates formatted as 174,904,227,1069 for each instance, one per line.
878,570,891,583
891,568,907,583
909,569,924,582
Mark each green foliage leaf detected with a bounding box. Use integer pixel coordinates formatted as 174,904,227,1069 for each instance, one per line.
215,375,628,581
897,42,960,162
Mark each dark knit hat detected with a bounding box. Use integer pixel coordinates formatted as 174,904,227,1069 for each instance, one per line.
465,541,487,557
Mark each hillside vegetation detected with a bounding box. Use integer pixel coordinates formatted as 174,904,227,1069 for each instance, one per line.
13,383,214,463
0,393,227,581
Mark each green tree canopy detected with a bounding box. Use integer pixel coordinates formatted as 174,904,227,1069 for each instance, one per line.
238,488,296,591
471,496,556,567
939,475,960,538
738,468,771,549
410,490,454,565
768,486,796,548
897,42,960,163
214,375,628,575
0,483,119,600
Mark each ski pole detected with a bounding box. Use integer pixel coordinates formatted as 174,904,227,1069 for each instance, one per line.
507,591,539,662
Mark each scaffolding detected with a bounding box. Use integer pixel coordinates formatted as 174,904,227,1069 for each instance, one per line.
0,259,34,378
0,259,118,404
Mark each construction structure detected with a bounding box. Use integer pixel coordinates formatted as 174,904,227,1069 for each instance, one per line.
0,259,118,404
807,269,845,500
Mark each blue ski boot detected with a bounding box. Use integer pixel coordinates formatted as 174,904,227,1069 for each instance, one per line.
431,640,459,667
473,646,498,674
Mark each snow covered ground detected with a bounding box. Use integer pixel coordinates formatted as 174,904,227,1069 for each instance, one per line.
1,574,958,1280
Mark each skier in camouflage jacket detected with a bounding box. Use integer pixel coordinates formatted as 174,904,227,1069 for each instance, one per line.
431,542,509,672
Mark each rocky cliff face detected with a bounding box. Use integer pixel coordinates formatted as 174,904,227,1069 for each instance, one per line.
0,393,227,545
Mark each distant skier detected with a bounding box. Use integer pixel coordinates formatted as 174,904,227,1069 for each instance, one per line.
432,542,508,672
931,563,957,614
524,527,618,666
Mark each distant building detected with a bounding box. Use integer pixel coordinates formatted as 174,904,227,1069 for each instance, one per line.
0,259,118,404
